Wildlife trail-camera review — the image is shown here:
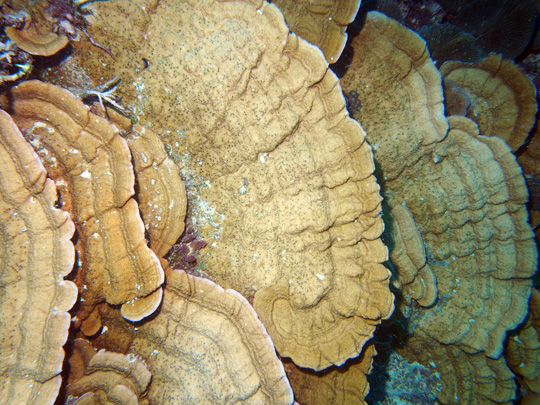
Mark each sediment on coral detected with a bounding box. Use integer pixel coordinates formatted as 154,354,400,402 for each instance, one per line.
340,11,448,181
3,0,539,404
65,0,394,372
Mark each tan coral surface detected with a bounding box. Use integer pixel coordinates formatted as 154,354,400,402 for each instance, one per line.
127,125,187,257
507,289,540,395
388,115,535,359
73,0,393,370
5,23,68,57
402,330,517,404
338,12,536,401
519,124,540,177
284,343,376,405
129,268,294,404
7,80,164,322
440,53,538,151
66,349,152,404
0,109,77,403
388,116,537,403
388,203,437,307
340,11,448,181
4,0,69,56
271,0,361,63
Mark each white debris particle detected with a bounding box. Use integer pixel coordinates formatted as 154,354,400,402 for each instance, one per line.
80,170,91,178
238,178,248,194
33,121,48,129
259,152,269,163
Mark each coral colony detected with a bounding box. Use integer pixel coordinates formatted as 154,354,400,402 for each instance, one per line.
0,0,539,403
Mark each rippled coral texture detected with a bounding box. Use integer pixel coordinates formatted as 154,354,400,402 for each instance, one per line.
440,53,538,152
0,109,77,403
339,10,537,403
8,80,165,321
129,267,294,404
66,348,152,404
391,115,536,355
4,0,69,56
271,0,361,63
284,343,376,405
127,125,187,258
340,11,448,181
69,0,394,371
507,289,540,397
